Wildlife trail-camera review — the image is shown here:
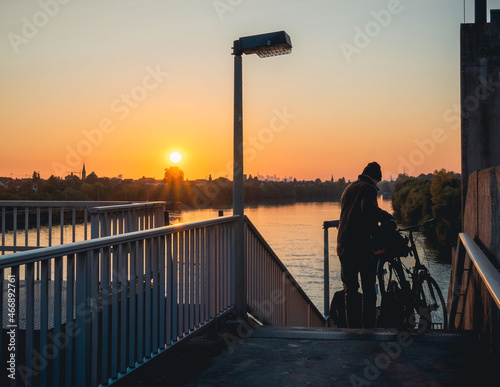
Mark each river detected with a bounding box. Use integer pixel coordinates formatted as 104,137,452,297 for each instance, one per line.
175,199,451,313
1,200,451,313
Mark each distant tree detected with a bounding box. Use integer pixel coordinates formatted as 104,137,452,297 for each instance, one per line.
163,166,185,202
86,172,99,184
392,171,461,260
64,174,81,189
392,174,431,225
47,175,61,185
429,169,461,252
164,166,184,184
62,187,88,201
81,182,105,201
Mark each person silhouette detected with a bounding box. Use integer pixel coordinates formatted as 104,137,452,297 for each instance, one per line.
336,162,394,328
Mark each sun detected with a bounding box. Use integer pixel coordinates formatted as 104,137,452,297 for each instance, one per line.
169,151,182,164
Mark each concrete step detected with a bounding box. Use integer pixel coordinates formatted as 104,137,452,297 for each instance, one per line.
251,325,471,343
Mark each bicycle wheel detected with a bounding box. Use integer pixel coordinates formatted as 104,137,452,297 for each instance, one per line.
415,275,448,330
377,258,407,296
377,258,413,328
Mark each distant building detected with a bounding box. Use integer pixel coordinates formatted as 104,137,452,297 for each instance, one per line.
139,177,157,184
82,163,86,182
193,179,208,186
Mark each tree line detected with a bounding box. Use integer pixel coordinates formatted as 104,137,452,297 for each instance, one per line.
1,168,461,260
391,169,461,261
0,168,350,208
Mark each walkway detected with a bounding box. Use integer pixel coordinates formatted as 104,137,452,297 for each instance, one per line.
115,319,496,387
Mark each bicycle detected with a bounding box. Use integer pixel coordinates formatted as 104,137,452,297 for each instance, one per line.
375,218,448,330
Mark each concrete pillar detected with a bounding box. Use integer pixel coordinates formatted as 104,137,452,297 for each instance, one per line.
233,50,246,317
460,21,500,211
475,0,487,23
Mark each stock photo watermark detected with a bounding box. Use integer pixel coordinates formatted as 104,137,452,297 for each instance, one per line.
213,0,244,21
51,64,169,176
222,274,288,353
7,0,72,54
396,73,500,176
340,0,404,64
349,309,431,386
12,262,133,385
6,274,17,381
349,331,413,386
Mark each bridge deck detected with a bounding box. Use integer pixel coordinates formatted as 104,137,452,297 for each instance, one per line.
115,322,495,387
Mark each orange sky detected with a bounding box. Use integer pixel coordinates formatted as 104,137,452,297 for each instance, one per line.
1,0,488,182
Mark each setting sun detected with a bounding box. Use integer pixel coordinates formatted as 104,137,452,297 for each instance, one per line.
169,152,182,164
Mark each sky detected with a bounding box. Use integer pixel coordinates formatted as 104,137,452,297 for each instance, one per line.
1,0,497,182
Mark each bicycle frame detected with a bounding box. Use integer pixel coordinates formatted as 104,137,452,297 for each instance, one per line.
377,218,447,330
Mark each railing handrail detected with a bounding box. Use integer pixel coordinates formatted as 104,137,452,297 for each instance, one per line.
0,200,132,207
88,201,166,213
459,232,500,309
0,215,239,268
244,216,325,323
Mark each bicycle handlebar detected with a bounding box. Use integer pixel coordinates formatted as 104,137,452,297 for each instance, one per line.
322,218,436,232
398,218,436,232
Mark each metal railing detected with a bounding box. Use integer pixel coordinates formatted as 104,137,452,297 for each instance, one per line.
449,233,500,328
0,201,131,254
323,220,339,318
89,202,166,239
245,217,325,327
0,216,237,387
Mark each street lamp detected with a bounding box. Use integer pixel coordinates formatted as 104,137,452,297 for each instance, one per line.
232,31,292,316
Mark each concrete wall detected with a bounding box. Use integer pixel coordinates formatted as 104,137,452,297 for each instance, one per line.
461,22,500,208
450,166,500,354
463,166,500,264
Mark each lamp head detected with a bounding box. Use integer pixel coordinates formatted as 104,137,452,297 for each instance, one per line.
233,31,292,57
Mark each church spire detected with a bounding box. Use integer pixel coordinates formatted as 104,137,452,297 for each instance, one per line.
82,163,86,182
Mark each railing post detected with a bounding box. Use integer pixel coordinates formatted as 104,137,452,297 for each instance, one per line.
90,210,99,239
1,207,5,255
448,236,466,329
13,207,17,253
25,206,29,248
75,251,89,387
323,222,330,318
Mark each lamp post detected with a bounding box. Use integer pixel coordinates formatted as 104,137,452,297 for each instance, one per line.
232,31,292,316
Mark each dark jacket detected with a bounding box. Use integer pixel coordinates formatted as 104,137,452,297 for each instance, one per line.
337,174,393,257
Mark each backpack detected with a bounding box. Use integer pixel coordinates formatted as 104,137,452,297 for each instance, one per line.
372,220,410,259
328,290,362,328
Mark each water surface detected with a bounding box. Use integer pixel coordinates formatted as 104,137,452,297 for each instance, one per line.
177,199,451,313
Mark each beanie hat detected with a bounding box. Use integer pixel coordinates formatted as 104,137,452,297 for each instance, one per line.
362,162,382,181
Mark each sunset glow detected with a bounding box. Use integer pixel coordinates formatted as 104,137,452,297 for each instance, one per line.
1,0,490,181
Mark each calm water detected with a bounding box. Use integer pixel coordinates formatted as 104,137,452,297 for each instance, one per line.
2,200,451,313
176,199,451,313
